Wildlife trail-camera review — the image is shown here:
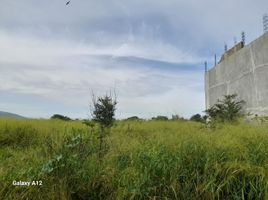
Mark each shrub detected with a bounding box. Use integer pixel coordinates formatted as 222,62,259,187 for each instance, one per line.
190,114,205,123
205,94,245,122
125,116,143,121
51,114,71,121
91,95,117,128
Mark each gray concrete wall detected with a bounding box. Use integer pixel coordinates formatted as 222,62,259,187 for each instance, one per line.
205,32,268,116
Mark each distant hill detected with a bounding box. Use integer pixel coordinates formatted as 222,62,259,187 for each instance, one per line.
0,111,26,119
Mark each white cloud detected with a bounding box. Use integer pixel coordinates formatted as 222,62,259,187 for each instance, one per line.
1,0,266,118
0,29,204,118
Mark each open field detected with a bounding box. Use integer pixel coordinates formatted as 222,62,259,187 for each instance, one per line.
1,119,268,199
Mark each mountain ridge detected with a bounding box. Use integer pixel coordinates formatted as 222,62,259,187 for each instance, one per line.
0,111,26,119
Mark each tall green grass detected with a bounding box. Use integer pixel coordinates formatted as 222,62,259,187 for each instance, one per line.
1,119,268,199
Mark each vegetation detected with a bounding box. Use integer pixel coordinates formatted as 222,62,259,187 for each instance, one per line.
1,118,268,199
91,95,117,128
50,114,71,121
151,115,169,121
190,113,207,123
91,94,117,162
171,114,186,121
125,116,143,121
205,94,245,122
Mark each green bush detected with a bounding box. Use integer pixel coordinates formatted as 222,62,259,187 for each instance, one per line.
205,94,245,122
92,95,117,128
190,114,206,123
51,114,71,121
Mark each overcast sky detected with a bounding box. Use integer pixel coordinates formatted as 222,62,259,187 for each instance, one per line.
0,0,267,119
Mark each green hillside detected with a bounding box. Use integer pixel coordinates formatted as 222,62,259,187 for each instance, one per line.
0,111,26,119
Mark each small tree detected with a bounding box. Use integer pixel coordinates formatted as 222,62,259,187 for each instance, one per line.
91,93,117,162
205,94,245,122
92,96,117,127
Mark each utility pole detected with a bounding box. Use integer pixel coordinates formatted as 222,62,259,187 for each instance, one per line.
263,14,268,33
241,31,245,46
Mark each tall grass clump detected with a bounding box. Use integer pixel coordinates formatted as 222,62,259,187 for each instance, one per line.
0,120,38,148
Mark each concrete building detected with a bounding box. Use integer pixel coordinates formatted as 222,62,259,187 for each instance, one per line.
205,32,268,116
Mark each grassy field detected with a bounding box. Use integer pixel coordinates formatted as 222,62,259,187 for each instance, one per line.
1,119,268,199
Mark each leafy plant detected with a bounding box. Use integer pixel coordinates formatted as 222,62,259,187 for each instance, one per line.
205,94,245,122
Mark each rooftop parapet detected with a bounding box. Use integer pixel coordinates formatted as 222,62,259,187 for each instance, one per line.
219,41,244,63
